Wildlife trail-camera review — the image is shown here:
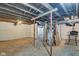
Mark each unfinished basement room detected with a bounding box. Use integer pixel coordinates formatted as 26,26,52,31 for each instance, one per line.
0,3,79,56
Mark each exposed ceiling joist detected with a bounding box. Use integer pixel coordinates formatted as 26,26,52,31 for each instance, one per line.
0,11,18,17
22,3,49,21
5,3,48,21
0,18,16,23
0,11,31,20
31,8,58,20
0,17,33,25
60,3,69,16
4,3,37,16
22,3,44,13
0,7,31,19
42,3,61,17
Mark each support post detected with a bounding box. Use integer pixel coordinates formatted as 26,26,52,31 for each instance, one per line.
50,12,53,56
34,19,35,47
45,21,48,42
46,22,48,43
60,24,62,40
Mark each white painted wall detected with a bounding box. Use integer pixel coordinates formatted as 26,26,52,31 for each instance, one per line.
0,22,37,41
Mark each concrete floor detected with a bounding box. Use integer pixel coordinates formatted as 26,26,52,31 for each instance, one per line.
52,45,79,56
0,37,48,56
14,40,48,56
0,37,79,56
52,40,79,56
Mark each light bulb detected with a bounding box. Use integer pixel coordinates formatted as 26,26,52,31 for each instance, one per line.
17,20,22,25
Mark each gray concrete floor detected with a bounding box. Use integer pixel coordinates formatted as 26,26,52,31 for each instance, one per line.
14,39,79,56
1,38,79,56
52,40,79,56
52,45,79,56
13,39,48,56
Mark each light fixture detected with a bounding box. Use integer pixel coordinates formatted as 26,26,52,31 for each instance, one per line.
14,16,22,26
16,19,22,25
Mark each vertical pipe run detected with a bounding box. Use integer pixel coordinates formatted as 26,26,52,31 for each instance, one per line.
60,24,62,40
34,19,35,47
45,21,48,42
50,12,53,56
46,22,48,43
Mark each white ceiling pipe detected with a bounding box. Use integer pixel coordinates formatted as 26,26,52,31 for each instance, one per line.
31,8,58,20
42,3,61,17
23,3,44,13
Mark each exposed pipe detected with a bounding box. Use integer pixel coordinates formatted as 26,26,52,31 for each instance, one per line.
4,3,37,16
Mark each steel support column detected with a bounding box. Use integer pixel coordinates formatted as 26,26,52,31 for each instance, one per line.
34,19,36,47
50,12,53,56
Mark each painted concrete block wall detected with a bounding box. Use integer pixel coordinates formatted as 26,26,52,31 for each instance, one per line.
0,22,37,41
57,24,79,40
